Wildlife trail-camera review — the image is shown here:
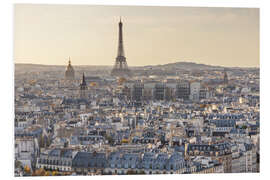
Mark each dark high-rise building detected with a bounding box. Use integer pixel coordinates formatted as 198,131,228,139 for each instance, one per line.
111,18,132,77
65,57,75,80
79,73,87,99
176,81,190,100
131,83,144,101
154,83,165,100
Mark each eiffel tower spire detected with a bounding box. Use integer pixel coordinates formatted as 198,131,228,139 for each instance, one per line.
117,17,124,57
111,17,131,77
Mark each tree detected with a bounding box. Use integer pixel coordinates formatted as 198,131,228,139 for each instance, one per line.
52,171,59,176
24,165,31,175
105,134,114,145
126,170,136,175
138,170,146,175
121,139,129,144
44,171,51,176
15,160,22,169
34,168,46,176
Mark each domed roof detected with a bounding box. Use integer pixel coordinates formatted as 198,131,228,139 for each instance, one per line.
65,58,75,80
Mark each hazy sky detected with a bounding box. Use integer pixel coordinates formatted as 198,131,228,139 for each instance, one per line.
14,4,259,67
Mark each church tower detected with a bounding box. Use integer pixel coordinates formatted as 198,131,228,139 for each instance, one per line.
79,73,87,99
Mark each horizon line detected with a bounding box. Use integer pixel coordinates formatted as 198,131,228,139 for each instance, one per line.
14,62,260,69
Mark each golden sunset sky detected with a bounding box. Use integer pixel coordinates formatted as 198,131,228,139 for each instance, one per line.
14,4,259,67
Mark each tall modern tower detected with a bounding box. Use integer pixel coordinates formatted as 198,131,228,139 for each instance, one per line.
111,18,132,77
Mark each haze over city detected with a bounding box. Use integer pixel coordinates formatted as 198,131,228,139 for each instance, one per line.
14,4,259,67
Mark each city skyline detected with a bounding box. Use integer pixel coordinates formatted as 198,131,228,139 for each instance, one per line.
14,4,259,68
14,60,259,69
13,3,260,177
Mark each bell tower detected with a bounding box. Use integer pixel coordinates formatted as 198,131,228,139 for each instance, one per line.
79,73,87,98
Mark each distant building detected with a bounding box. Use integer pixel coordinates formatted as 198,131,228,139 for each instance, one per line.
72,152,106,175
199,86,209,99
176,81,190,100
186,143,232,173
36,148,75,172
223,69,229,85
15,137,40,171
131,83,144,101
154,83,166,100
123,80,209,102
79,73,88,99
190,82,201,101
104,151,185,175
65,58,75,80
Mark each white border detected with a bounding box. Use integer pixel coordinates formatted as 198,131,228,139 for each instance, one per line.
0,0,267,180
12,0,261,8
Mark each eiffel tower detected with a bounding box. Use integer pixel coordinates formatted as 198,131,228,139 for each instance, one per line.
111,17,132,77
